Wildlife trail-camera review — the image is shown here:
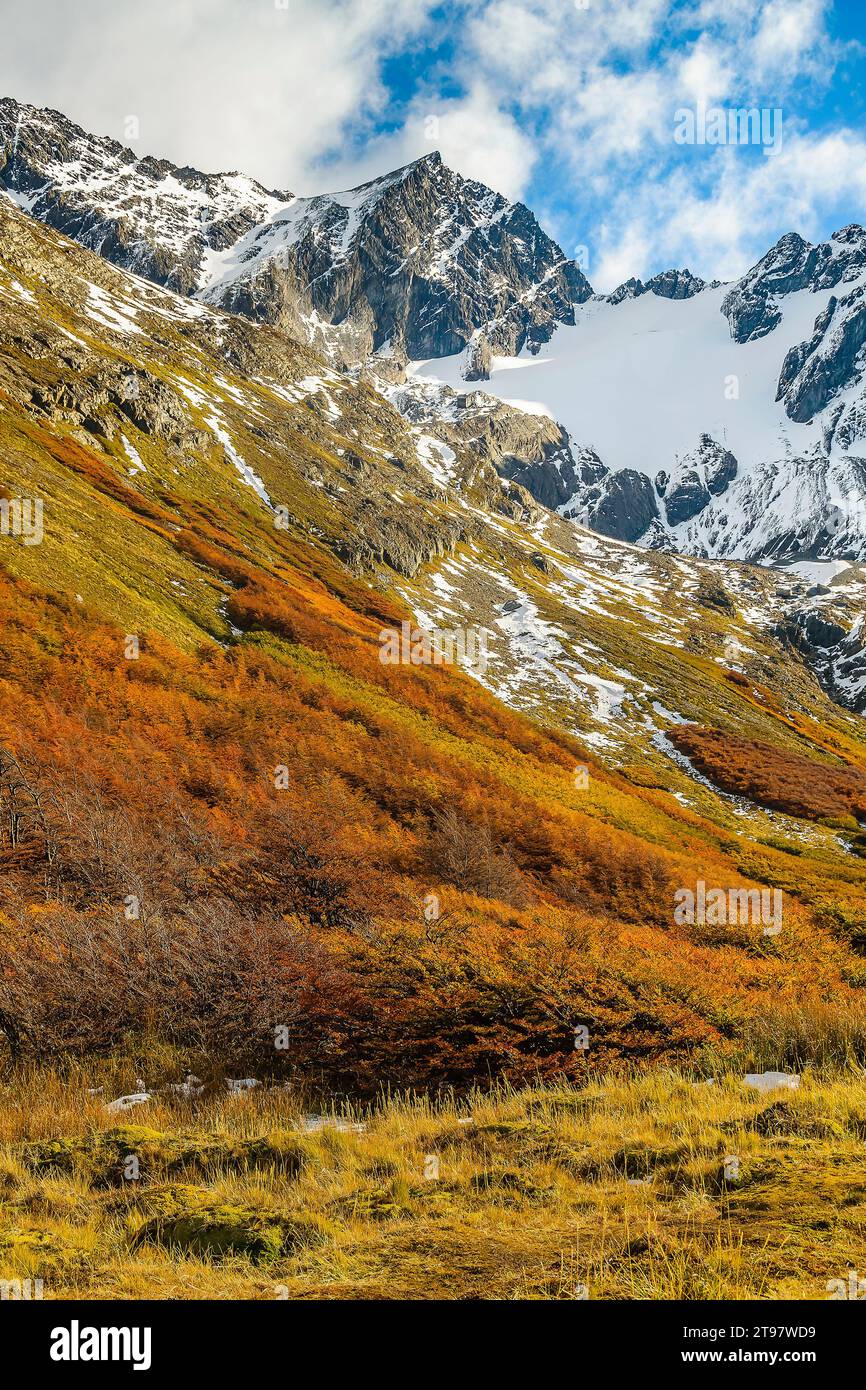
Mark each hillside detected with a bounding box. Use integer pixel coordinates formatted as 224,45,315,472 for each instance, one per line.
0,194,865,1095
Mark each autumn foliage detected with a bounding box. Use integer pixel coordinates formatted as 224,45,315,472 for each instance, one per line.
668,723,866,824
0,549,863,1092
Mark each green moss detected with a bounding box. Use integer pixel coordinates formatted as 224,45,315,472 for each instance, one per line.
0,1226,93,1275
22,1136,85,1175
330,1187,415,1223
132,1185,333,1262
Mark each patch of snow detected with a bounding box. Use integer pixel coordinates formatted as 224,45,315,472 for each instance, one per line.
414,432,458,488
409,283,839,483
9,277,36,304
204,413,272,506
121,434,145,476
84,283,144,336
783,558,851,583
743,1071,800,1092
105,1092,152,1113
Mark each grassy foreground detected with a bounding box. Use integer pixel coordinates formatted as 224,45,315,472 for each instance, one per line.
0,1066,864,1300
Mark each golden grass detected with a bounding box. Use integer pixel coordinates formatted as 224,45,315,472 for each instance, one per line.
1,1065,864,1300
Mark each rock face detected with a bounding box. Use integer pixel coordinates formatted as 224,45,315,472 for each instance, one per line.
562,462,659,542
776,598,866,713
645,267,707,300
0,99,592,367
663,468,711,527
463,332,493,382
777,284,866,428
659,436,738,527
502,439,610,514
607,277,645,307
722,227,866,345
378,373,587,511
721,233,817,343
29,367,211,452
783,609,847,651
583,469,659,542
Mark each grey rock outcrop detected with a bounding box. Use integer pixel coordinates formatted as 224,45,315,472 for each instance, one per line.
658,436,738,526
644,267,706,300
463,332,493,381
570,467,659,542
607,267,706,306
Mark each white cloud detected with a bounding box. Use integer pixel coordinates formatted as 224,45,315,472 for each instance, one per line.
561,68,668,161
677,38,735,108
0,0,440,191
752,0,832,77
314,85,538,200
413,87,538,198
593,225,653,291
0,0,861,289
586,127,866,292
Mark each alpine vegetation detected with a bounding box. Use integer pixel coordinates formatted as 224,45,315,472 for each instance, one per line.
378,620,491,676
0,496,43,546
673,881,784,933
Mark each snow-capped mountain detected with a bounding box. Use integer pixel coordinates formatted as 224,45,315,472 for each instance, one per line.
408,226,866,563
5,96,866,566
0,97,590,367
0,99,288,294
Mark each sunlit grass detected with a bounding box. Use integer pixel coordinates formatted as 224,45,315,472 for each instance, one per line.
1,1064,863,1300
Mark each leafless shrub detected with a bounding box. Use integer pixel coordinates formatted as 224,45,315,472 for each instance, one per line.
427,806,527,905
0,895,355,1071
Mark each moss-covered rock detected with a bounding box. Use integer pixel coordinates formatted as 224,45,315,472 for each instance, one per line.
132,1185,332,1261
22,1135,83,1175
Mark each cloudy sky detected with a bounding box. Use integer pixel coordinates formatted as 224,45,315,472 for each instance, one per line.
2,0,865,289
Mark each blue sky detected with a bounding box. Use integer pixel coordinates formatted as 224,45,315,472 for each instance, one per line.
3,0,866,289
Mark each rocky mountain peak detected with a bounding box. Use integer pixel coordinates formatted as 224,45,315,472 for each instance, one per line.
607,266,706,305
645,267,707,299
0,98,592,369
0,97,292,296
721,224,866,345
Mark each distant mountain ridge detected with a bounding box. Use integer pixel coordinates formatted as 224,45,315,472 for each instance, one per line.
401,224,866,564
